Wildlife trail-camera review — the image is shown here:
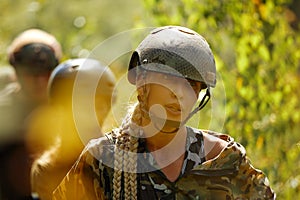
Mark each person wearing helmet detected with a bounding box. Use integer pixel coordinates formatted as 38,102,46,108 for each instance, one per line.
25,58,116,200
0,29,62,200
7,28,62,105
53,26,275,199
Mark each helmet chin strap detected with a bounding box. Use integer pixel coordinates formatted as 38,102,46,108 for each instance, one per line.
181,87,211,125
145,88,211,134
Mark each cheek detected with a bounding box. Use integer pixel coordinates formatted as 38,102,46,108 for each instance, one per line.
142,83,161,102
181,87,199,108
185,84,199,99
146,88,159,108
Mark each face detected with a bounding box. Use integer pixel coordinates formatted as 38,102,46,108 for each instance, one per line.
16,70,51,104
143,71,203,122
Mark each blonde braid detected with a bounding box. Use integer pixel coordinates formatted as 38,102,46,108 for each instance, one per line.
124,72,149,199
113,129,124,200
112,104,141,200
113,70,148,200
121,122,132,200
125,105,143,200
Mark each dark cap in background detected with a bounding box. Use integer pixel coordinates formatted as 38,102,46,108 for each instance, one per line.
7,29,62,74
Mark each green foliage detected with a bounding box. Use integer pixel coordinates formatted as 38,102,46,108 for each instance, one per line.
0,0,144,65
142,0,300,198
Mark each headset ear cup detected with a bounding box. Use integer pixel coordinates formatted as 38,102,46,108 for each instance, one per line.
127,51,140,84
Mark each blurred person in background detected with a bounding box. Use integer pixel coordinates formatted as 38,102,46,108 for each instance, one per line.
0,28,62,199
28,58,116,200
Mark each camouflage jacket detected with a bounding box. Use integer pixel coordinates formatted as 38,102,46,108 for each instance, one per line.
52,127,275,200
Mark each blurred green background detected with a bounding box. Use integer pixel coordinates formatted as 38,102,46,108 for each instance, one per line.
1,0,300,199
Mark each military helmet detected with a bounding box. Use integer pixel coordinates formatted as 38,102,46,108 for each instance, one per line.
7,29,62,74
128,26,216,87
48,58,116,103
48,58,82,102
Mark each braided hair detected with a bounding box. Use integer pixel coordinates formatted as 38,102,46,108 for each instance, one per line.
112,69,148,200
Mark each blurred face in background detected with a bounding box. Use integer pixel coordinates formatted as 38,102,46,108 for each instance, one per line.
10,43,59,106
16,69,51,105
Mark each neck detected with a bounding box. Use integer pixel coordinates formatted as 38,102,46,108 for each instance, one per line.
143,124,187,168
142,116,186,150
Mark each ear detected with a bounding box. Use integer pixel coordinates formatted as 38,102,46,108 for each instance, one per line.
127,51,140,84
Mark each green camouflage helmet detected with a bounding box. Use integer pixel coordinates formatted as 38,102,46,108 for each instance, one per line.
128,26,216,87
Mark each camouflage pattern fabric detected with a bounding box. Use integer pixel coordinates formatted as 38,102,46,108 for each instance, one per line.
52,128,275,199
175,131,275,199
